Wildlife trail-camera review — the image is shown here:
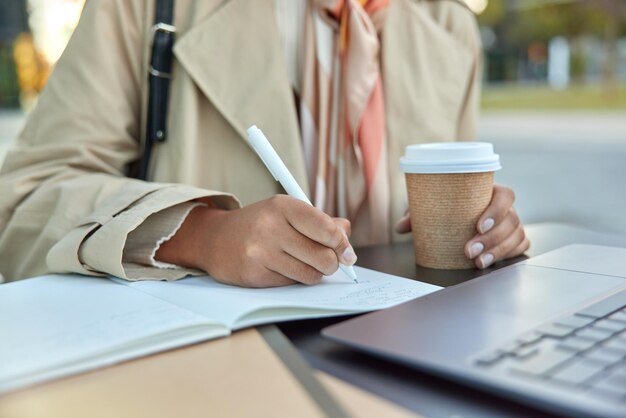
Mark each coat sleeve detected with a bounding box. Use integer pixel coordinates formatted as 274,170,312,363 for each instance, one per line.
121,201,207,280
0,0,239,282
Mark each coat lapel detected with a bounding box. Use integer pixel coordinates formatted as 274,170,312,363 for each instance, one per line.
173,0,309,192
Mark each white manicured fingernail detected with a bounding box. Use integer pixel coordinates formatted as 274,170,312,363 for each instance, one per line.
469,242,484,259
480,253,494,268
342,247,357,265
481,218,495,234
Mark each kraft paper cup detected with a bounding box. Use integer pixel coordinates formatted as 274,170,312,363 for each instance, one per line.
400,142,501,269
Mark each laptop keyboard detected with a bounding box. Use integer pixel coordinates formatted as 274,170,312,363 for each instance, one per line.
475,288,626,403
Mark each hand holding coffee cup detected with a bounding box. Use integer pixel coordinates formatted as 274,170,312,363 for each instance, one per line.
398,142,528,269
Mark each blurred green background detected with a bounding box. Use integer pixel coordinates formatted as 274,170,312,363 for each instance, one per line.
478,0,626,110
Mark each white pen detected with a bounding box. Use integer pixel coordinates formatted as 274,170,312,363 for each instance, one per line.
246,125,358,283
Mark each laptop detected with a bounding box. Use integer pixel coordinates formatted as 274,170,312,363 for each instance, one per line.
322,245,626,418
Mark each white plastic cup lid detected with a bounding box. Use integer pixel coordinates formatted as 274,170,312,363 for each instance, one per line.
400,142,501,174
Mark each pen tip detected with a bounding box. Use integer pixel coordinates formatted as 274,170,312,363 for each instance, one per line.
339,265,358,283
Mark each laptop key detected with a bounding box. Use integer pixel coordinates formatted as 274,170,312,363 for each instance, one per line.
611,364,626,376
609,311,626,324
576,327,614,342
517,331,543,346
549,359,605,386
605,370,626,386
513,345,539,359
593,319,626,333
583,347,625,365
476,351,503,367
603,339,626,353
554,315,595,329
536,323,573,338
611,360,626,376
498,341,521,354
591,376,626,397
509,348,572,376
557,336,597,353
576,290,626,319
587,387,626,403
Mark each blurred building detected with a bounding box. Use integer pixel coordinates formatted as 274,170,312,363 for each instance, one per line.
479,0,626,88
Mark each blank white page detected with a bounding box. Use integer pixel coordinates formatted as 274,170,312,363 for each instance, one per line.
0,275,224,394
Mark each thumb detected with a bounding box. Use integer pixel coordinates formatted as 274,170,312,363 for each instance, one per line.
332,218,357,265
394,213,411,234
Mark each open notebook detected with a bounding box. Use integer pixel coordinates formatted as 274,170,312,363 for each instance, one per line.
0,266,440,394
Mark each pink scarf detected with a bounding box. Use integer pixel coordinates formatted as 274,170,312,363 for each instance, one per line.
300,0,390,245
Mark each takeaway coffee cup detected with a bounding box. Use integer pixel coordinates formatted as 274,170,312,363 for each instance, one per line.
400,142,501,269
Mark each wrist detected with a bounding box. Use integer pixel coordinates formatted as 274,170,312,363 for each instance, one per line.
155,206,227,270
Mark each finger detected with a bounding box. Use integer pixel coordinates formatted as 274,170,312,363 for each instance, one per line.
477,185,515,234
272,251,325,285
394,213,411,234
239,267,296,288
504,236,530,259
466,208,520,259
333,218,352,237
281,228,339,276
280,197,356,265
238,240,316,287
331,218,356,265
232,263,296,288
475,225,526,269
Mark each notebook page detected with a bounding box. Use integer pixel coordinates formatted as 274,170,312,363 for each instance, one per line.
122,266,441,329
0,275,227,394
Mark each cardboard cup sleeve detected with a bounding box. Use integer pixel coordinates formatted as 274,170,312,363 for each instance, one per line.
405,172,494,269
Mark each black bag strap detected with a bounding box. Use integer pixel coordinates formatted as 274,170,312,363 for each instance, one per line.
137,0,175,180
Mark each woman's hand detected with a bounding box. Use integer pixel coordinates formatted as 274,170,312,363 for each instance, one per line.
463,185,529,268
156,195,356,287
394,184,529,269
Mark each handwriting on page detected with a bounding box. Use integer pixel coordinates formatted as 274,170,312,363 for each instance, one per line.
204,266,442,310
311,282,427,307
122,266,442,328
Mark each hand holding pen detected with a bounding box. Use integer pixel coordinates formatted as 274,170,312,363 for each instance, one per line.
246,125,358,283
153,126,358,287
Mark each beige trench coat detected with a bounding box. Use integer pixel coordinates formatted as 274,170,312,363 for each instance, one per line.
0,0,481,282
